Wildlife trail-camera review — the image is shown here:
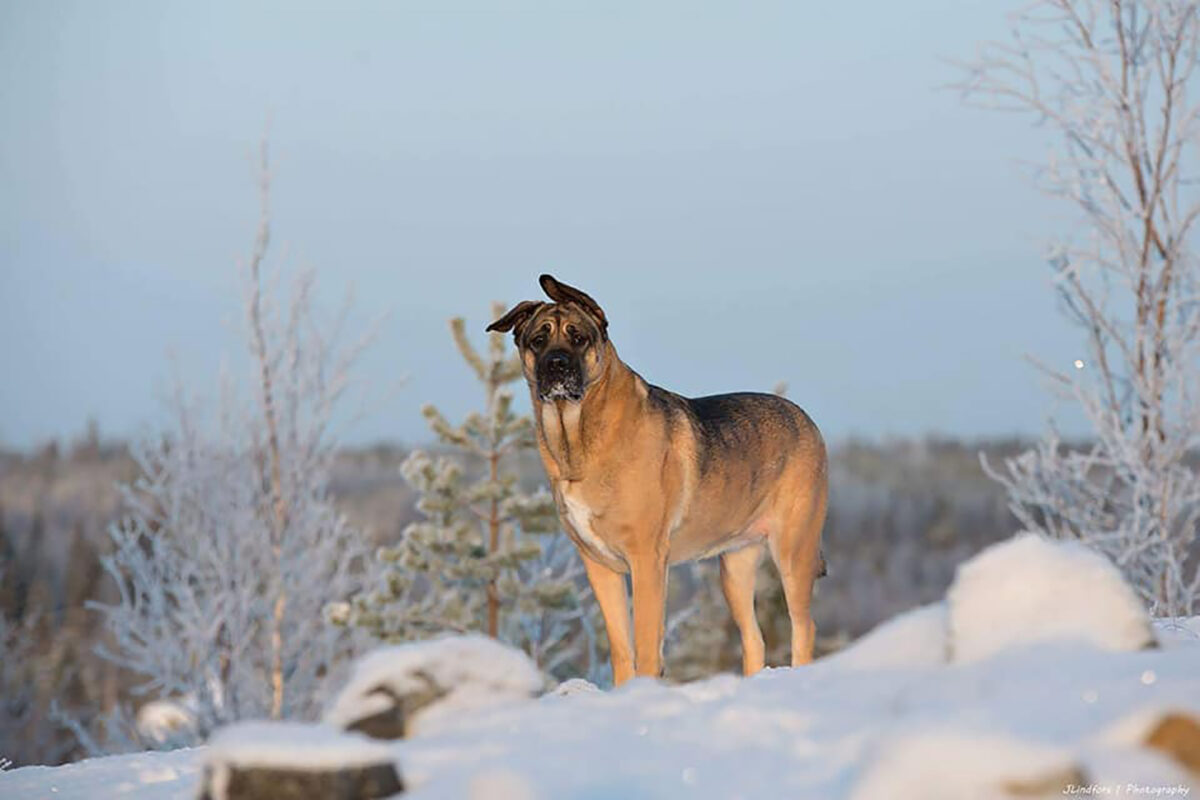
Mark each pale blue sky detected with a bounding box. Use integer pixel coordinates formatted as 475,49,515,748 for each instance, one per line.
1,1,1085,448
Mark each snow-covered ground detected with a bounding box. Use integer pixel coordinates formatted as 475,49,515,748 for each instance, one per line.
5,638,1197,799
4,535,1199,798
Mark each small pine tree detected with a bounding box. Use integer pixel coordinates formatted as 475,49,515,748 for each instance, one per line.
340,306,596,677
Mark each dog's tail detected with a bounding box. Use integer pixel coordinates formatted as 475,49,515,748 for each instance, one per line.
816,549,828,579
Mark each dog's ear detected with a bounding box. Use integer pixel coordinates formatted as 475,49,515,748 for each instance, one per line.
539,274,608,340
486,300,545,339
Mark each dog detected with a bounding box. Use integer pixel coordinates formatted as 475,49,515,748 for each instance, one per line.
488,275,827,684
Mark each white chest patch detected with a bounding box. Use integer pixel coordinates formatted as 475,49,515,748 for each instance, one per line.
560,484,620,563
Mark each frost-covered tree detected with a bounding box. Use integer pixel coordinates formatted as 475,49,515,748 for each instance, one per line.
0,573,43,766
339,308,597,678
83,141,376,751
958,0,1200,614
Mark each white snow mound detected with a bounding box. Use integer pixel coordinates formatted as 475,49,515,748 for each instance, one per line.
824,602,948,670
325,634,544,736
947,532,1155,663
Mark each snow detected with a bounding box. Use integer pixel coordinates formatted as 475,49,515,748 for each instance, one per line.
204,721,394,770
5,537,1199,799
1154,616,1200,649
0,749,200,799
825,533,1166,673
947,532,1156,663
545,678,601,698
324,634,545,736
822,602,948,669
7,640,1197,799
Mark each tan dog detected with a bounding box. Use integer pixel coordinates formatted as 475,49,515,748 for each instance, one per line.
488,275,827,684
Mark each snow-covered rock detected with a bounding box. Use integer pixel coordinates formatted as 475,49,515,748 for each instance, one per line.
822,602,948,670
852,713,1200,800
850,730,1079,800
947,533,1155,663
198,721,401,800
325,634,545,738
136,698,198,748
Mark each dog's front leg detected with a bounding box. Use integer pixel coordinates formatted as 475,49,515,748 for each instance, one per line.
630,549,668,678
579,550,634,686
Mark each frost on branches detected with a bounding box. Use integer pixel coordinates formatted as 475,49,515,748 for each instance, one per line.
339,307,600,681
957,0,1200,614
80,142,376,753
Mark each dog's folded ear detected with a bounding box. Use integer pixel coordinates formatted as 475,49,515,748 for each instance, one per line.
539,274,608,340
486,300,545,338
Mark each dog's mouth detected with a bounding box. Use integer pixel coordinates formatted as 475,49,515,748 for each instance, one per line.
536,351,585,402
537,378,583,403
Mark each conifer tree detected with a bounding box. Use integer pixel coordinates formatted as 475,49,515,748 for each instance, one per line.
340,306,595,676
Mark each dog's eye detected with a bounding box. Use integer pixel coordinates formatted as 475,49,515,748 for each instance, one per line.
571,333,589,348
529,334,547,349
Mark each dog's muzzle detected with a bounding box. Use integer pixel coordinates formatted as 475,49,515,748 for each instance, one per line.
536,350,584,401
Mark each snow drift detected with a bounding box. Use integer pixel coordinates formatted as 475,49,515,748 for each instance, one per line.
828,533,1157,671
947,532,1156,662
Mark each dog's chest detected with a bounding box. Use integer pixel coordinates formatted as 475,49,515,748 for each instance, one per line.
559,483,622,564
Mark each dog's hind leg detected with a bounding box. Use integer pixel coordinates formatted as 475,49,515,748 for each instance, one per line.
768,482,828,666
719,543,767,675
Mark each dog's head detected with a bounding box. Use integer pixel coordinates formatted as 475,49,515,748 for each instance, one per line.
486,274,609,403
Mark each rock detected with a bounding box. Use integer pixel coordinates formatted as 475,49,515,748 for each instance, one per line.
1144,712,1200,775
196,721,402,800
325,634,544,739
947,533,1154,663
1099,708,1200,778
341,685,409,740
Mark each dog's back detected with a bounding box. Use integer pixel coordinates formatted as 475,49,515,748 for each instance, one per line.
685,391,822,472
644,386,824,478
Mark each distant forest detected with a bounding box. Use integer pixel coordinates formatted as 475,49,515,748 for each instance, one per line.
0,431,1026,766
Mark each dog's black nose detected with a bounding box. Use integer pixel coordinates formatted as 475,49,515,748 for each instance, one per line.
545,350,571,373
